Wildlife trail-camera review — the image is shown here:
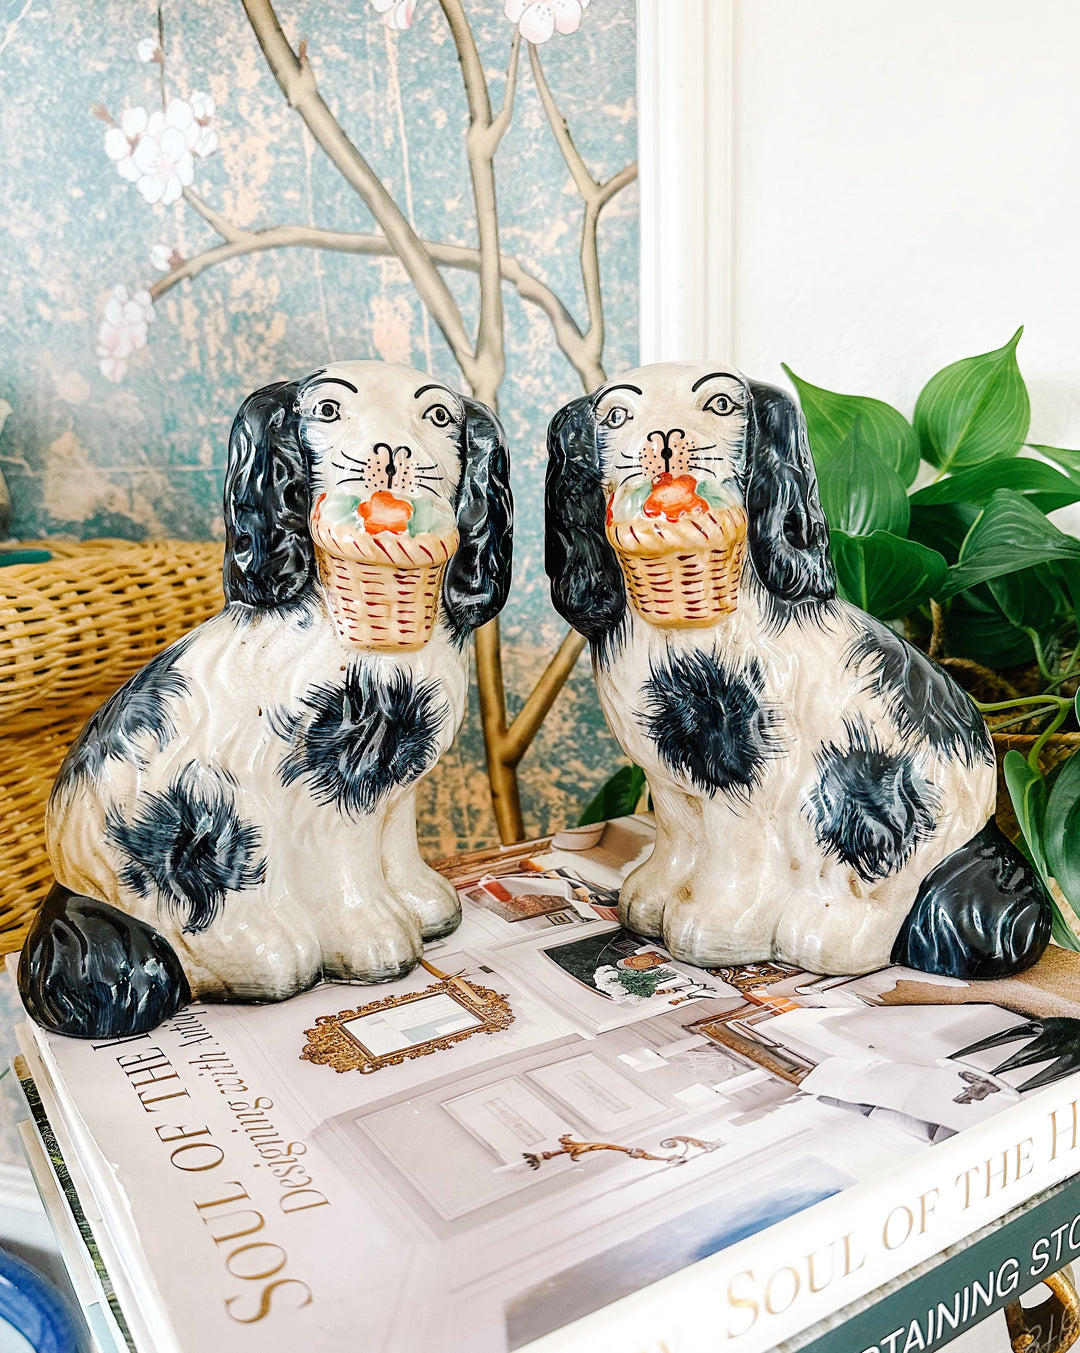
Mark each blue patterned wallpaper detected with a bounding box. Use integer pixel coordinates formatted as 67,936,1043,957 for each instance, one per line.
0,0,636,850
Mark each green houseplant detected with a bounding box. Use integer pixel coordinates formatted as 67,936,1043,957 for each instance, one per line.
582,330,1080,950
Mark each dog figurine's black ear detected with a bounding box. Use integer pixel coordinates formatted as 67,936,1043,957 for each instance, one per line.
441,396,514,643
223,380,315,610
545,394,627,657
744,380,836,605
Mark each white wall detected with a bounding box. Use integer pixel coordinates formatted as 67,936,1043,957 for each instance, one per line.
640,0,1080,449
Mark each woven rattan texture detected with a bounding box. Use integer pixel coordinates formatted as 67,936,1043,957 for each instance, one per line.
319,555,449,651
0,540,224,953
607,507,748,628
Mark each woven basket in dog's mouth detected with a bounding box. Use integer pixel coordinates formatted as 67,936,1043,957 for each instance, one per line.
605,504,748,628
309,508,459,652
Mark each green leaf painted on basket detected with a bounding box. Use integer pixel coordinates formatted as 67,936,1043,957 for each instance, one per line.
782,365,920,485
914,328,1029,472
1003,750,1049,879
938,489,1080,599
579,763,646,826
1042,750,1080,942
818,419,910,536
909,458,1080,514
830,529,947,620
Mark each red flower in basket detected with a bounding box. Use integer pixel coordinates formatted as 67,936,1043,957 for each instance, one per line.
643,473,709,521
359,491,413,534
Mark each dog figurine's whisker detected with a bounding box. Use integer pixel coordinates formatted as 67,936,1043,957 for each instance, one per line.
545,359,1051,984
21,361,513,1040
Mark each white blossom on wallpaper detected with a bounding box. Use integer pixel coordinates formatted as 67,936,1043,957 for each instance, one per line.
504,0,592,44
95,286,155,385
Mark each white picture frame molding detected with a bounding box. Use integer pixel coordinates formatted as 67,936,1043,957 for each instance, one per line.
636,0,735,364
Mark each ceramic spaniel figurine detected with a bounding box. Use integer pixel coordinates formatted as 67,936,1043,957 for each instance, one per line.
21,362,512,1038
546,361,1051,979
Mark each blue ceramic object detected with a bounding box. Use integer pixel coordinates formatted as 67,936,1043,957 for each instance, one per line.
0,1250,86,1353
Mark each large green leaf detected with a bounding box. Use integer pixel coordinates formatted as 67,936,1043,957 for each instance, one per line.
945,591,1035,666
1043,750,1080,916
938,488,1080,600
1003,751,1080,948
1049,560,1080,625
1004,750,1048,878
830,529,947,619
988,563,1068,636
908,502,980,566
913,328,1030,472
909,457,1080,514
818,420,910,536
1030,444,1080,483
579,763,646,826
782,365,920,484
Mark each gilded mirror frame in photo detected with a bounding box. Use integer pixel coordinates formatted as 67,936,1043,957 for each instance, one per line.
688,1003,816,1087
301,976,515,1075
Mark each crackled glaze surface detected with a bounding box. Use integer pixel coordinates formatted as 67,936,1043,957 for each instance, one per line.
546,361,1051,977
22,362,512,1036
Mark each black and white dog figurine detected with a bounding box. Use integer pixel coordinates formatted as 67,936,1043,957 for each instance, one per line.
21,361,512,1038
546,361,1050,979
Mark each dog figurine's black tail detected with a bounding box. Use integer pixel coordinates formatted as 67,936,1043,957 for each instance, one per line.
19,883,189,1038
892,821,1052,980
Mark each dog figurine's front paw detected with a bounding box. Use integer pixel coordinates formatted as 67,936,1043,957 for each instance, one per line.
319,890,424,984
394,865,462,940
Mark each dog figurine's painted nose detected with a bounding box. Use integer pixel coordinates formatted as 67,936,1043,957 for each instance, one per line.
642,428,686,478
372,441,413,491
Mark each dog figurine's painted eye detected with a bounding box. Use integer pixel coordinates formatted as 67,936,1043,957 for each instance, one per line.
601,406,631,429
312,399,340,422
423,404,454,429
703,392,739,416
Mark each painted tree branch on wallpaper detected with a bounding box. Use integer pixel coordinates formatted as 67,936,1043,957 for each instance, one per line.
91,0,636,844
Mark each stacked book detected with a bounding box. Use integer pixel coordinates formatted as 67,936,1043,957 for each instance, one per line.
11,815,1080,1352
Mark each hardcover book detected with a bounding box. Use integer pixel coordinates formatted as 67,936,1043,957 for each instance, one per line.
11,816,1080,1353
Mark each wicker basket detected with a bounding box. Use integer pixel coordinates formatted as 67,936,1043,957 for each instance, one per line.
309,506,458,651
605,505,748,628
0,540,224,953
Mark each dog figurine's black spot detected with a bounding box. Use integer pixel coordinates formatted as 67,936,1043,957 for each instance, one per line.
808,719,938,882
52,633,193,799
275,664,448,817
638,650,782,796
848,619,994,770
105,762,266,935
